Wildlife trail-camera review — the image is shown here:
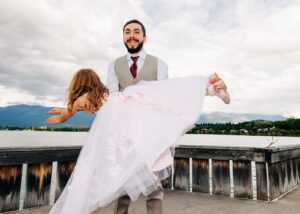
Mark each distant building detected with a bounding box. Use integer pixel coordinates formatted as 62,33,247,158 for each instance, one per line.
230,129,237,134
239,129,249,134
38,126,47,130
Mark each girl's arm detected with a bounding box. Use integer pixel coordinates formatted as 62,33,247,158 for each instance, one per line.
73,94,98,114
47,108,73,124
47,94,97,124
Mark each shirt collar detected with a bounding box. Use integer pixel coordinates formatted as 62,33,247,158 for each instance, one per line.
127,49,147,61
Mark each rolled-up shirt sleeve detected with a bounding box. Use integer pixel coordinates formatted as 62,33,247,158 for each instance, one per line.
157,58,168,80
106,61,119,93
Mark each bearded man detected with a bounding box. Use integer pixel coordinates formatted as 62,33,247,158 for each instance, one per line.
106,19,170,214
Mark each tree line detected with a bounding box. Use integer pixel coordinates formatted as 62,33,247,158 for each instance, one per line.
187,118,300,136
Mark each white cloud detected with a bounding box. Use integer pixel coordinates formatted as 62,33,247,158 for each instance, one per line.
0,0,300,117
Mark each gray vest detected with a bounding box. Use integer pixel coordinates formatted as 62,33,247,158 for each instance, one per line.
114,54,158,91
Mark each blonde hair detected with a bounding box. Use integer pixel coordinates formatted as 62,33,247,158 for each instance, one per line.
67,68,109,113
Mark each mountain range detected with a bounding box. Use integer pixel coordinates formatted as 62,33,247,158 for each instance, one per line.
198,111,286,124
0,105,286,128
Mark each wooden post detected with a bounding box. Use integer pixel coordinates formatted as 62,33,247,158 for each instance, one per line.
55,161,76,202
281,158,298,193
298,157,300,184
24,163,52,208
268,161,284,200
277,159,296,196
287,159,297,192
173,158,189,191
192,158,209,193
0,165,22,212
255,162,268,200
212,160,230,196
233,160,252,199
292,158,298,185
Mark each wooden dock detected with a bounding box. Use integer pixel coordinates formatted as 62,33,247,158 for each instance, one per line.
8,187,300,214
1,135,300,213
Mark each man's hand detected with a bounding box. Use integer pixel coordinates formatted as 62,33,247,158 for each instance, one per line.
47,108,71,124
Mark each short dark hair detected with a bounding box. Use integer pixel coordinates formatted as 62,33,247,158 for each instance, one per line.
123,19,146,37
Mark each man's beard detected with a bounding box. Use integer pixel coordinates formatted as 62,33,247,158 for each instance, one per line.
124,41,144,54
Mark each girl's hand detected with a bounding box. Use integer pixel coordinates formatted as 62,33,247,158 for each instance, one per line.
47,108,71,124
74,94,97,114
48,108,65,114
48,115,68,124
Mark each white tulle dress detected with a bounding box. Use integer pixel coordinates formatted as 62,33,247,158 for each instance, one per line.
50,76,208,214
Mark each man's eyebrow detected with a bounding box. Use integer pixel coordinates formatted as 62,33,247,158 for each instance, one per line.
124,28,141,31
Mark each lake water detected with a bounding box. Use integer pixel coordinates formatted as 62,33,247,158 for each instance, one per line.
0,131,299,209
0,130,299,148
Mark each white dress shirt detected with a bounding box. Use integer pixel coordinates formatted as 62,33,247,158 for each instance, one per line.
106,49,168,93
106,49,172,172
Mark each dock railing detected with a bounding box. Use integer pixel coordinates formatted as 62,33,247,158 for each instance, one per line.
1,144,300,213
171,145,300,201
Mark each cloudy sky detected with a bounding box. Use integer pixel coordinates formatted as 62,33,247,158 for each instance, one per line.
0,0,300,117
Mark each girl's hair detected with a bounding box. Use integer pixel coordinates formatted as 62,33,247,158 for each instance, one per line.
67,68,109,113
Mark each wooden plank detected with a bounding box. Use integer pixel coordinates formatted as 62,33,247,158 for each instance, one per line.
192,158,209,193
287,159,295,192
298,157,300,184
277,159,296,196
23,163,52,208
266,158,300,201
255,162,268,201
1,145,300,165
0,147,81,165
286,158,298,192
233,160,252,199
173,158,189,191
269,148,300,163
281,160,289,194
269,158,299,200
268,161,284,200
212,160,230,196
176,146,300,164
0,165,22,212
293,158,299,185
175,147,266,162
55,161,76,202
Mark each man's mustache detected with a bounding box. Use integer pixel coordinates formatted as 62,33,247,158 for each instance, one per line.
126,38,140,43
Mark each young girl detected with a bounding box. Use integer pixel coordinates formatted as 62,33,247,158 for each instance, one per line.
48,68,230,214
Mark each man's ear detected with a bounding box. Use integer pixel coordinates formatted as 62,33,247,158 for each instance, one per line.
143,36,147,44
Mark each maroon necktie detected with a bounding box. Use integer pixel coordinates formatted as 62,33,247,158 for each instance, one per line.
130,56,139,78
